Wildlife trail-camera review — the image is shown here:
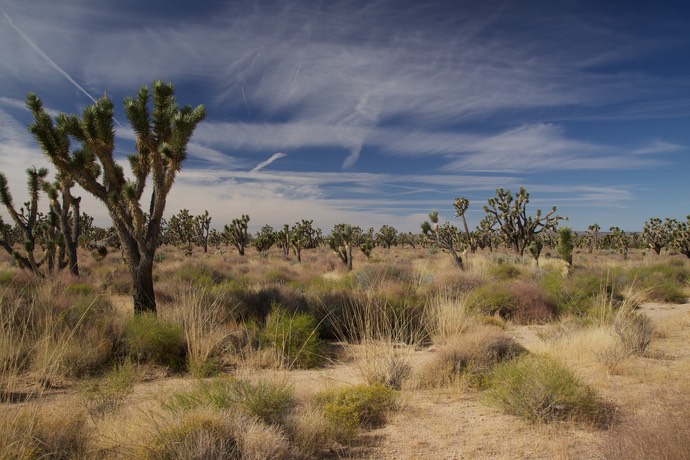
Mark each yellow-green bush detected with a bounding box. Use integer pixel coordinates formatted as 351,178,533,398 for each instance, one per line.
316,384,398,441
486,354,602,424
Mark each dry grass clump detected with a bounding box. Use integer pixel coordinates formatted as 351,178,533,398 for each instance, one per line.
418,325,526,388
165,286,237,377
1,276,122,392
0,407,92,459
424,292,478,344
600,383,690,460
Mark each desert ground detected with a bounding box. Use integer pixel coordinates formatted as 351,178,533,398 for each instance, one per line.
1,245,689,459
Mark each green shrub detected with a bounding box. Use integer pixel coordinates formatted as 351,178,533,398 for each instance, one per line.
230,379,295,426
260,304,323,368
626,264,688,303
488,263,524,280
167,377,295,426
316,384,398,441
124,313,184,370
468,283,515,318
486,354,601,424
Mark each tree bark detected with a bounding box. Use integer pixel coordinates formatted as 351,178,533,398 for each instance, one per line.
131,253,156,314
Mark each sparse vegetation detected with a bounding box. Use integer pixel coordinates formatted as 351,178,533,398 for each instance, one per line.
0,221,688,458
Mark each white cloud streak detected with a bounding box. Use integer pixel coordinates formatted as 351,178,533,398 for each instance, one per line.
1,6,99,105
250,152,287,173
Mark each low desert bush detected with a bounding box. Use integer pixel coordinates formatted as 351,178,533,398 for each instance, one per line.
486,354,602,424
141,409,240,460
419,326,526,388
260,304,323,369
316,384,398,442
613,308,653,356
624,263,688,303
123,313,184,370
468,281,556,323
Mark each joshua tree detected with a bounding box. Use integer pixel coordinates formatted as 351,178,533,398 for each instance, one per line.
528,237,543,267
223,214,251,256
43,173,81,275
375,225,398,249
276,224,291,255
421,218,464,270
0,167,52,272
195,210,212,253
483,187,564,256
290,221,313,263
166,209,197,255
253,225,275,258
27,81,205,313
360,236,374,259
670,216,690,258
608,227,629,260
453,196,477,253
642,217,675,255
428,211,440,247
587,224,600,253
329,224,354,271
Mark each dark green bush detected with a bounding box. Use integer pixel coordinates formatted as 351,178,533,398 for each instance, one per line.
260,304,323,368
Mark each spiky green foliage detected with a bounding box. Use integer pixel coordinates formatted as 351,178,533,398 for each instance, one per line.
27,81,206,313
558,227,574,267
222,214,250,256
642,217,676,255
483,187,565,256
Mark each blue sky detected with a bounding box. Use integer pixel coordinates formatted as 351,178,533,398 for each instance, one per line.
1,0,689,233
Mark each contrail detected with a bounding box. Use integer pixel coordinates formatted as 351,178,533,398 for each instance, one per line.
1,7,123,126
250,152,287,173
241,85,251,119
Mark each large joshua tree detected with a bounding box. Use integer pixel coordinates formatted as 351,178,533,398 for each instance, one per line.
483,187,564,256
27,81,206,314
